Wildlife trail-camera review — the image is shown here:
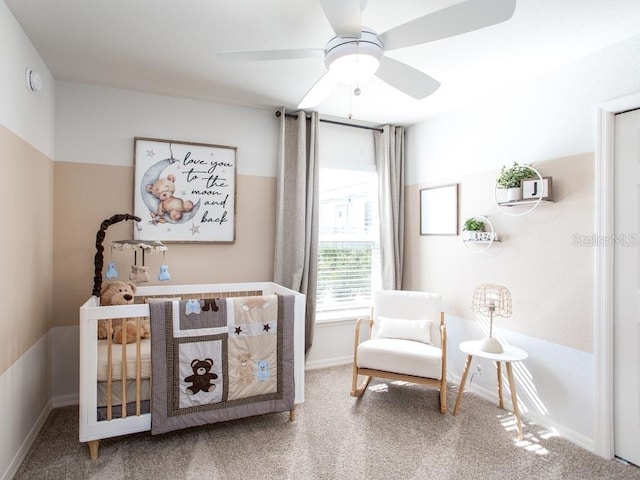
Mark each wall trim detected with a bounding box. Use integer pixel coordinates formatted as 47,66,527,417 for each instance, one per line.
595,91,640,459
52,393,79,408
2,400,52,480
305,355,352,371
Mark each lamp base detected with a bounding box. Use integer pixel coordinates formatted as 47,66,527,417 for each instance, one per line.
479,337,504,354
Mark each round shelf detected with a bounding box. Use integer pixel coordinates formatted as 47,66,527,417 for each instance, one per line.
462,215,498,253
494,165,546,216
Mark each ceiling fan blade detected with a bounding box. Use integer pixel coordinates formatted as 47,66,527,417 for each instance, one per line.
375,56,440,100
380,0,516,51
297,70,340,109
218,48,324,61
318,0,362,38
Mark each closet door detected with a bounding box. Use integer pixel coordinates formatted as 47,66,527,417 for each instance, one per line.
613,108,640,466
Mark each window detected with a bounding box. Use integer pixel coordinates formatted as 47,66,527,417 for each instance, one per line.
316,168,381,314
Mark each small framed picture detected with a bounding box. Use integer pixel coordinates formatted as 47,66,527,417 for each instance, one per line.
420,184,459,236
522,177,553,201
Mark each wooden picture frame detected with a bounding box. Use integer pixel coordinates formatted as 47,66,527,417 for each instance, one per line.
133,137,237,243
420,184,459,236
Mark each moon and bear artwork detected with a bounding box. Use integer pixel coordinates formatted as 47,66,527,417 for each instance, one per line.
134,138,236,242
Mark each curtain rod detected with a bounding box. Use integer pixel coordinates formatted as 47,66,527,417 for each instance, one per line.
275,110,384,133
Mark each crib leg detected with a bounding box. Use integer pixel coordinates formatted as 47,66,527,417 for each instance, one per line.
87,440,100,460
289,408,296,422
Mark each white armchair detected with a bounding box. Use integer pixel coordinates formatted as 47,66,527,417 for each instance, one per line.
350,290,447,413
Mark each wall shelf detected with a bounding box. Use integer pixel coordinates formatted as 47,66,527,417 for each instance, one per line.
497,199,555,207
462,215,499,253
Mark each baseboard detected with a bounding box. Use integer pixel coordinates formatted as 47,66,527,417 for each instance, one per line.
2,399,52,480
448,372,594,454
305,355,352,371
52,393,79,408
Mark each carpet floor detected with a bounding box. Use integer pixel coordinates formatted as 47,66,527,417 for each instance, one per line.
14,364,640,480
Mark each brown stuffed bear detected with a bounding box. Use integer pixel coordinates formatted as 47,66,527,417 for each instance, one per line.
99,281,151,344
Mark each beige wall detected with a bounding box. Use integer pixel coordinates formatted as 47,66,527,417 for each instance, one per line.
404,153,594,353
0,125,53,375
52,161,276,327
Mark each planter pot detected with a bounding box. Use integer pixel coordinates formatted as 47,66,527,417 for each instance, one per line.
505,187,522,202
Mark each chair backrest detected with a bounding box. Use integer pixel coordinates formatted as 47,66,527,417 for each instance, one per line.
372,290,443,348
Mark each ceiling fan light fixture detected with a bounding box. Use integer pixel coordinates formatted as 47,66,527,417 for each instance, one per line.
328,52,380,83
324,29,383,84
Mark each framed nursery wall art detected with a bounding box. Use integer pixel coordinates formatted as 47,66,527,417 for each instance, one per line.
420,183,459,236
133,137,237,243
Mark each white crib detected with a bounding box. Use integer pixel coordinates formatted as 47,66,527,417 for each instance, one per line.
79,282,305,459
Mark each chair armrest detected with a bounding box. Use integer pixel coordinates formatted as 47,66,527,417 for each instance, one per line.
354,317,373,347
353,317,373,365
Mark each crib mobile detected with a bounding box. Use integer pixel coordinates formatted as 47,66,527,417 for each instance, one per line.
106,239,170,283
92,213,170,298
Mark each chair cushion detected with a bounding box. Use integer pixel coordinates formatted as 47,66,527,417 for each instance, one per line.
356,338,442,379
377,316,432,344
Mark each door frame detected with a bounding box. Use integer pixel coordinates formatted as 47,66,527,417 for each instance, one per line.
595,92,640,458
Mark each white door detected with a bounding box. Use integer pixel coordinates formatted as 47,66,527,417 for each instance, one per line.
614,108,640,466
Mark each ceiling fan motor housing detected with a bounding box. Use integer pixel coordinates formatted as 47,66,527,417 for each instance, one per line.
324,29,384,82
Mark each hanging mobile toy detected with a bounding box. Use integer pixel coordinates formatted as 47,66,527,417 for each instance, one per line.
105,245,118,279
158,250,171,281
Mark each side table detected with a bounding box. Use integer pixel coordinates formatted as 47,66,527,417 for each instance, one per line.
453,339,528,439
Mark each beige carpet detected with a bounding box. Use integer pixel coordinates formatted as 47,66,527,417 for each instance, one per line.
14,364,640,479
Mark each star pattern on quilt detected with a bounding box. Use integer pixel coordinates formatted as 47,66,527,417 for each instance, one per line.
234,326,242,335
263,323,271,332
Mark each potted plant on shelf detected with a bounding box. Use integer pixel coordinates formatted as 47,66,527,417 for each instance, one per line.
496,162,537,202
462,217,485,242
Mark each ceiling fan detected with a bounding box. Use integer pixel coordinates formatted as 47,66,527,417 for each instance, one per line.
219,0,516,108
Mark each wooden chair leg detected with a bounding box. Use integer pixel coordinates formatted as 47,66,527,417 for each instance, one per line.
289,408,296,422
350,370,372,397
87,440,100,460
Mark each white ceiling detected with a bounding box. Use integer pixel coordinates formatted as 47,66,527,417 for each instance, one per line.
7,0,640,126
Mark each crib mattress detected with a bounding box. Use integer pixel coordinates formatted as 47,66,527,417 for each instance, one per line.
97,339,151,382
97,379,151,407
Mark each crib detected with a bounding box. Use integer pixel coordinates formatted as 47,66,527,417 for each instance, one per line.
79,282,305,460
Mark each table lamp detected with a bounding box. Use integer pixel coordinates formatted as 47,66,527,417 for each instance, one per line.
471,284,512,353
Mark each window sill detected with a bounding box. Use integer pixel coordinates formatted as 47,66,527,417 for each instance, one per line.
315,308,370,325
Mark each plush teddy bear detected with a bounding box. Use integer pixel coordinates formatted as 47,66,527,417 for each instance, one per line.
146,175,194,223
129,264,150,283
184,358,218,395
98,280,151,344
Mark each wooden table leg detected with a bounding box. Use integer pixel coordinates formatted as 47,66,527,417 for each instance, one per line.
453,354,473,416
496,362,504,409
506,362,523,440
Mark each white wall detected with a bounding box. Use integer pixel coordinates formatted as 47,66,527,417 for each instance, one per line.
55,82,278,175
0,2,55,478
404,33,640,452
406,33,640,184
0,0,54,158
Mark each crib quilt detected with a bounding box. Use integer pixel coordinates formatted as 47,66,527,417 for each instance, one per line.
149,294,295,435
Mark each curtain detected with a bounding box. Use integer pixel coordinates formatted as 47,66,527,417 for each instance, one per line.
273,110,319,353
375,125,405,290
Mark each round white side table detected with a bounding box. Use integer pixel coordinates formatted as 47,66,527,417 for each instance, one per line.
453,339,528,439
